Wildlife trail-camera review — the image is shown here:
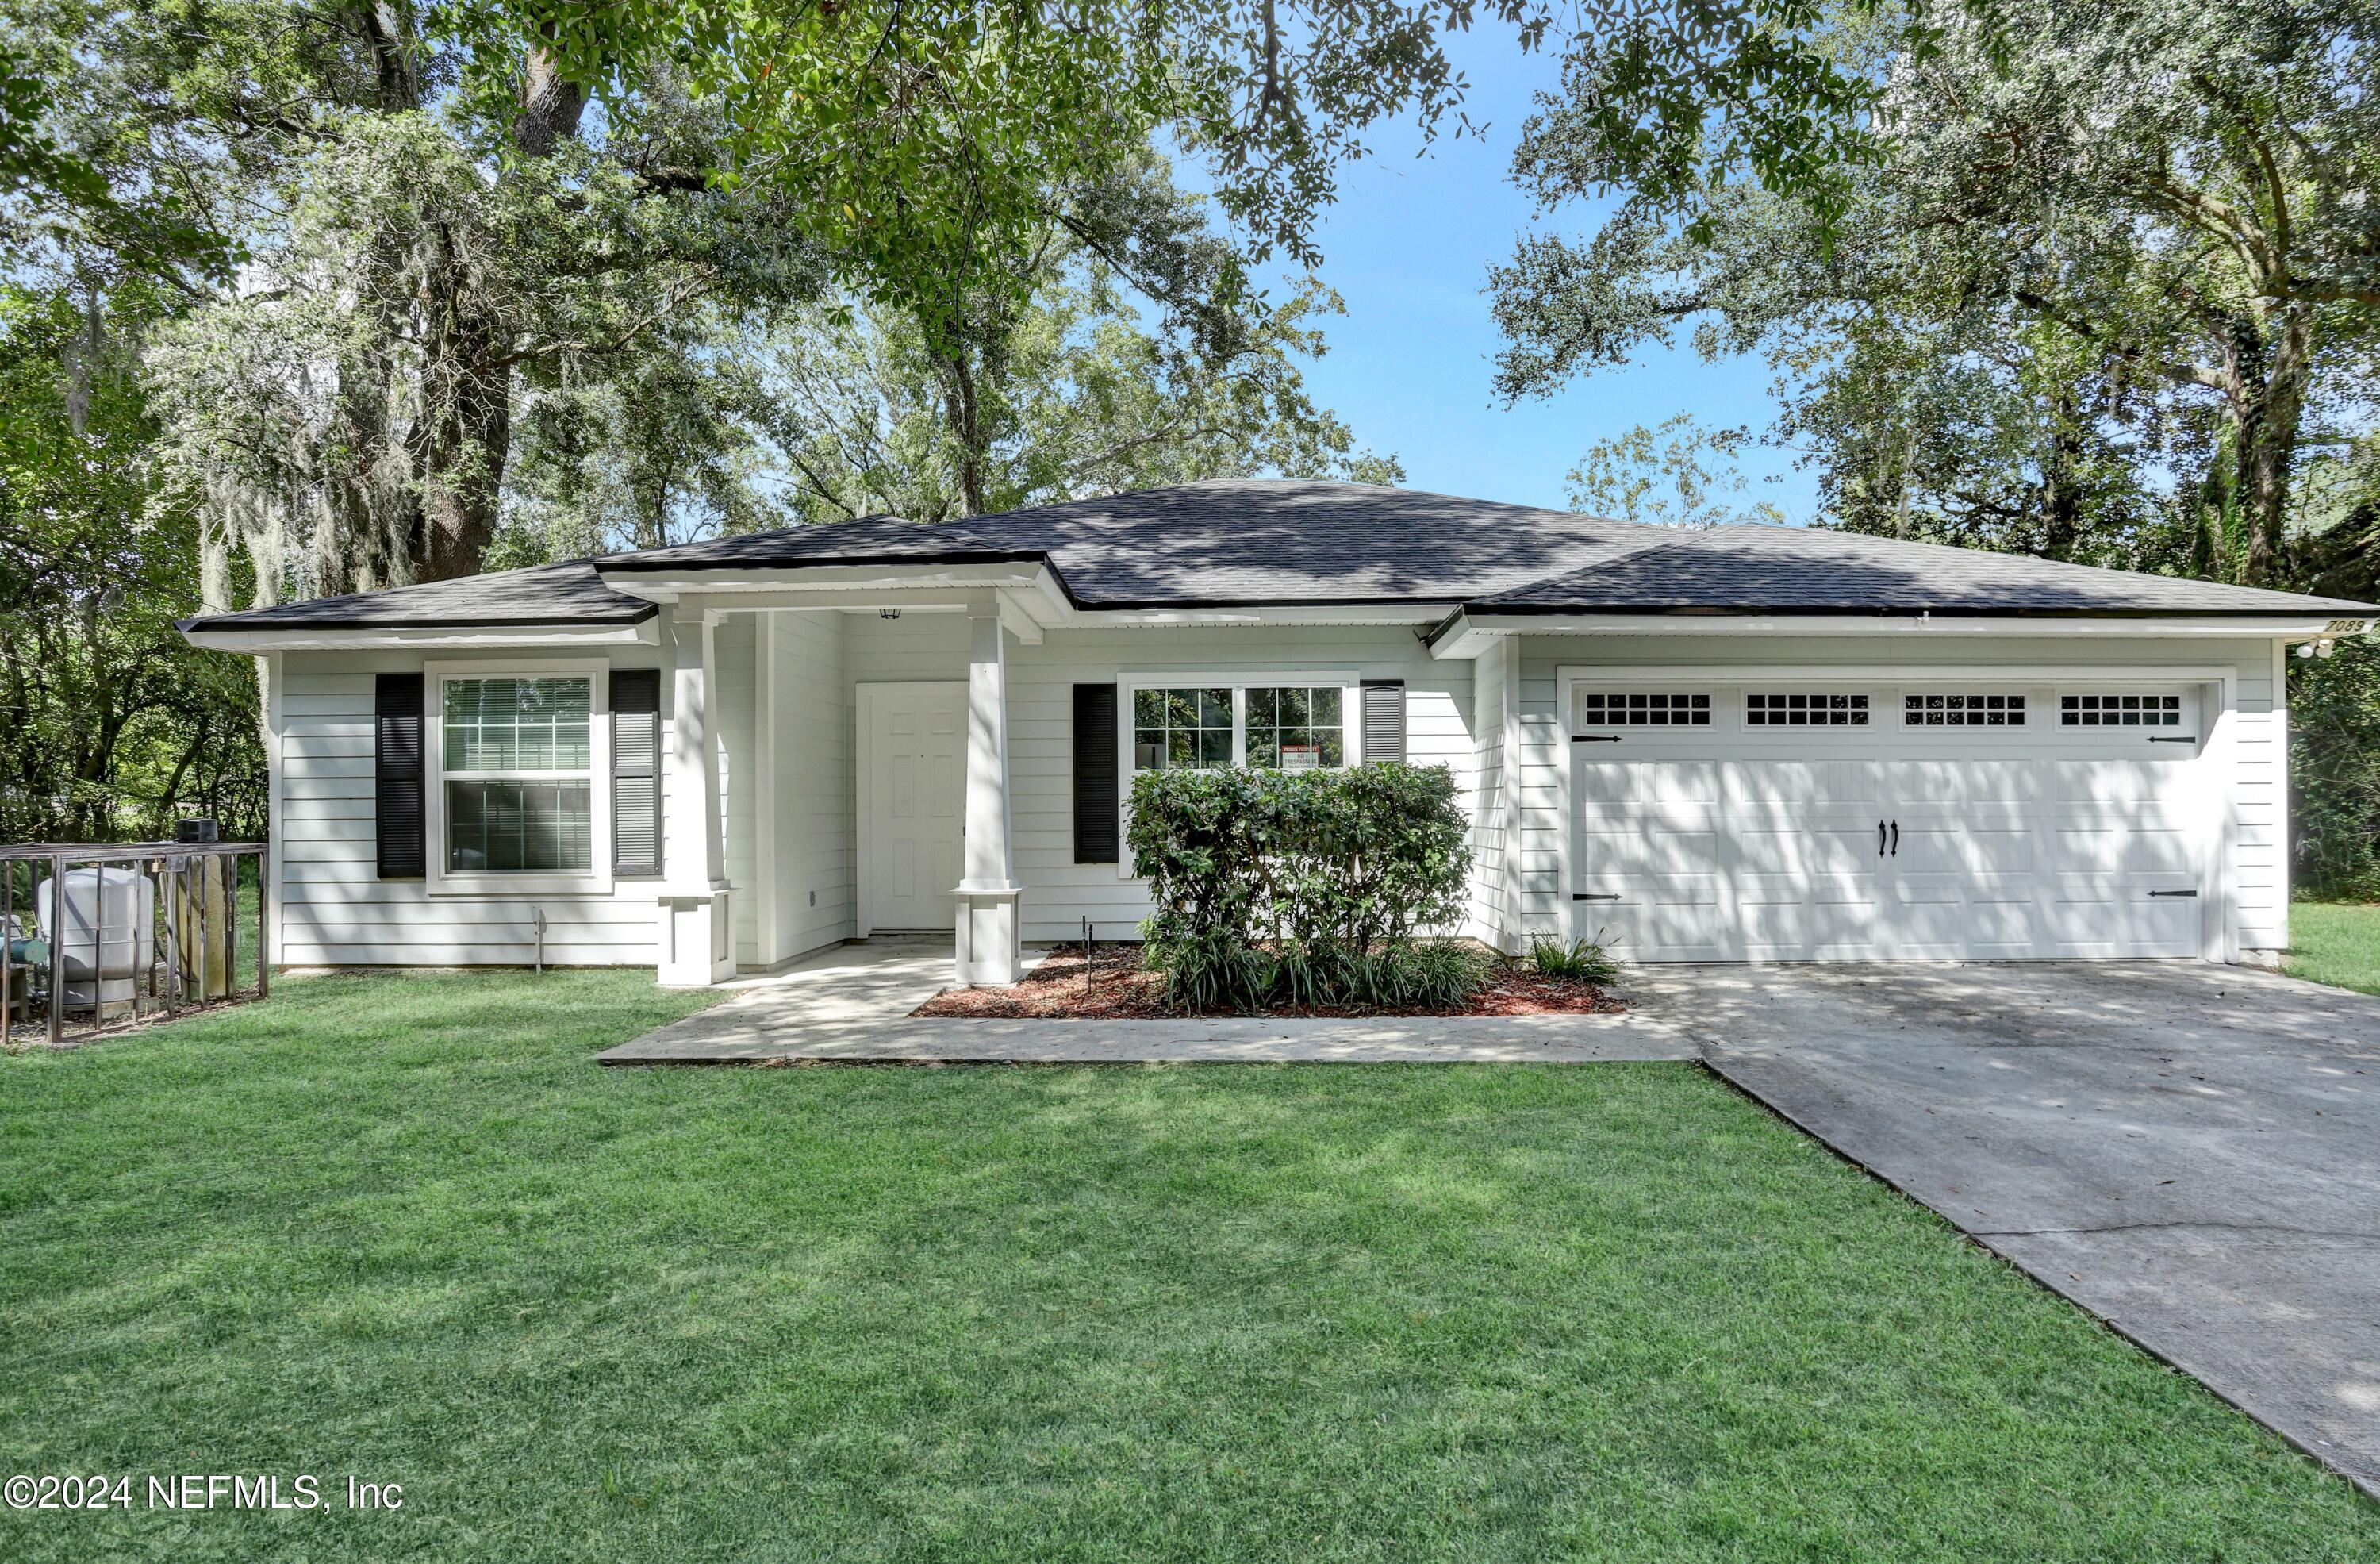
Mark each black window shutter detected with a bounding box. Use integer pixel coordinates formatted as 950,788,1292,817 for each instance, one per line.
1073,682,1119,865
374,673,426,878
1361,679,1407,764
611,669,663,877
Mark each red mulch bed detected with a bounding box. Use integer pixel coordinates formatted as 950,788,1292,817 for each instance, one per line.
911,943,1625,1020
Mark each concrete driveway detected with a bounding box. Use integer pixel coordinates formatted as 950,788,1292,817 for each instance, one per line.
1623,961,2380,1497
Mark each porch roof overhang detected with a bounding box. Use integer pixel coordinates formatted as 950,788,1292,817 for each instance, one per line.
597,558,1077,645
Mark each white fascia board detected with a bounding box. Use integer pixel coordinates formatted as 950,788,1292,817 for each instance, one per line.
182,620,658,654
1430,609,2343,658
598,560,1057,603
1072,602,1459,629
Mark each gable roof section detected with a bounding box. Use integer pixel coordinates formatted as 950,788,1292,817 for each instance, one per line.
178,478,2380,632
1470,523,2378,617
597,480,1664,606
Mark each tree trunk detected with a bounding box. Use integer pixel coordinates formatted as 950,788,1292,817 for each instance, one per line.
2039,387,2084,562
946,354,988,516
515,45,589,159
2238,306,2312,590
404,45,588,583
411,360,514,582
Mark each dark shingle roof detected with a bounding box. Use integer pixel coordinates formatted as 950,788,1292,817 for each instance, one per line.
179,561,656,631
1471,523,2380,617
601,480,1662,605
179,480,2380,632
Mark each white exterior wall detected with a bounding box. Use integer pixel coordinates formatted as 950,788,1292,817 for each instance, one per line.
765,610,858,963
1509,633,2289,958
266,618,2291,969
1004,624,1476,943
274,643,672,968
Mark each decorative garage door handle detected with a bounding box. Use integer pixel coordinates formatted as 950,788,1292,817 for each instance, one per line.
1890,820,1898,856
2148,889,2199,897
1572,734,1623,744
1573,892,1622,901
1879,820,1887,856
2148,736,2197,744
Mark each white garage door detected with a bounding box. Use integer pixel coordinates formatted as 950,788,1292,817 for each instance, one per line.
1567,682,2213,961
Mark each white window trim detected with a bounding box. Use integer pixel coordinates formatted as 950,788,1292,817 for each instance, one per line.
424,658,614,897
1113,670,1361,880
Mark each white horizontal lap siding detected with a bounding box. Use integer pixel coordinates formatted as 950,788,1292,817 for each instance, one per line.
1516,633,2285,959
1004,625,1476,943
2234,645,2286,952
274,648,669,968
770,609,857,963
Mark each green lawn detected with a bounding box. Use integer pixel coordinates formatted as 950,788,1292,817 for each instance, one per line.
2286,901,2380,995
1,973,2370,1562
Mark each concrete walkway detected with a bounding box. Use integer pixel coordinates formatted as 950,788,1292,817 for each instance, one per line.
597,937,1699,1064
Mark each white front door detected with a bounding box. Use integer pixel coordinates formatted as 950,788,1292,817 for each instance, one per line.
860,681,966,933
1568,682,2213,962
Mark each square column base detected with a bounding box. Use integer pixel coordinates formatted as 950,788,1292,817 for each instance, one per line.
953,883,1023,988
658,891,735,987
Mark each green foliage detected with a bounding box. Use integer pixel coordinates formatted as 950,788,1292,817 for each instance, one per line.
0,284,263,842
1125,762,1476,1013
2290,641,2380,900
772,263,1399,524
1528,934,1622,984
1567,413,1786,526
1497,0,2380,586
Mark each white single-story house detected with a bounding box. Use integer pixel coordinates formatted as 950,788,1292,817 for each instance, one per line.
181,479,2380,986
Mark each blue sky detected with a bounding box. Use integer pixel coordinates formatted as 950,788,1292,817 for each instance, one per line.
1262,28,1820,521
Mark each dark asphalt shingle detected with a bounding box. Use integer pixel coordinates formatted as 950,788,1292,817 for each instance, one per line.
181,480,2380,631
180,561,656,631
1471,523,2380,616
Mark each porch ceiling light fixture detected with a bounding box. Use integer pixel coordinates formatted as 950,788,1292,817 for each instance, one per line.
879,609,902,621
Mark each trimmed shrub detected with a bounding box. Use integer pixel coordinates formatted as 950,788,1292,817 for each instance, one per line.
1126,762,1476,1013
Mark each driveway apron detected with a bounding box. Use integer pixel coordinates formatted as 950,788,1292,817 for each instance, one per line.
1626,962,2380,1497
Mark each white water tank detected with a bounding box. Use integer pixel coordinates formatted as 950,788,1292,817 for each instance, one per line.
35,867,155,1010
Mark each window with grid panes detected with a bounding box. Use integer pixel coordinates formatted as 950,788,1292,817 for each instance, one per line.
1132,687,1234,770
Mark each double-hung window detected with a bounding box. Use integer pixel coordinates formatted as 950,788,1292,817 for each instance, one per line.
428,667,608,891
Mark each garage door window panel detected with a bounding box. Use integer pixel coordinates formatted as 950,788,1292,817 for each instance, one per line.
1574,691,1710,728
1745,693,1869,727
2062,693,2183,727
1905,694,2025,727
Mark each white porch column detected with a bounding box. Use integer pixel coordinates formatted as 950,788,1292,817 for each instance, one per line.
658,605,735,986
953,602,1023,986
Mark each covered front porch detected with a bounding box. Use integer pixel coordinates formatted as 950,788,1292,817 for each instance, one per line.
646,578,1050,991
